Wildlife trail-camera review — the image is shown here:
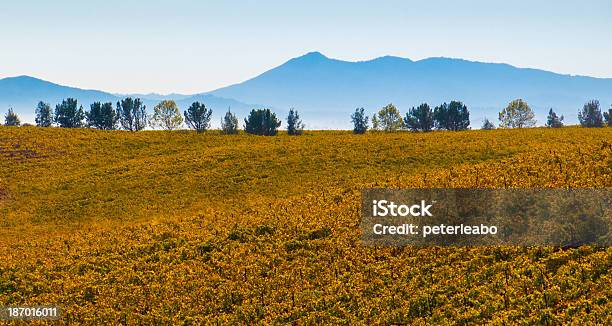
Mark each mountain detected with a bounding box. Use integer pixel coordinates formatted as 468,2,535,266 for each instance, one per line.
3,53,612,129
0,76,116,122
209,52,612,128
0,76,256,126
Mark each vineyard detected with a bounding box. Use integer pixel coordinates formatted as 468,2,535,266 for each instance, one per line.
0,126,611,324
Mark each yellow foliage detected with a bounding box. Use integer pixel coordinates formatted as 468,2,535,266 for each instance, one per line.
0,126,610,324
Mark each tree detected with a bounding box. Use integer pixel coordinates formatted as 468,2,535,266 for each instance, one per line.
578,100,604,128
184,101,212,133
244,108,281,136
546,108,564,128
373,103,403,131
404,103,434,132
604,106,612,127
371,115,380,130
287,108,304,135
434,101,470,131
350,107,369,134
117,97,148,131
87,102,117,130
498,99,536,128
35,101,53,127
4,108,20,126
482,118,495,130
54,98,85,128
152,100,183,130
221,108,239,134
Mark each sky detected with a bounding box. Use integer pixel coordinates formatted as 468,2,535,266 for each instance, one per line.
1,0,611,94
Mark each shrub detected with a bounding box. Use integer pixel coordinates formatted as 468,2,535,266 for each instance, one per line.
482,118,495,130
4,108,20,126
546,108,564,128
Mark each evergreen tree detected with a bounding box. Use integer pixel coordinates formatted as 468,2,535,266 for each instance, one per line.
244,108,281,136
545,108,564,128
117,97,148,131
434,101,470,131
482,118,495,130
221,108,239,134
35,101,53,127
87,102,117,130
4,108,21,126
184,101,212,133
404,103,434,132
54,98,85,128
287,108,304,135
604,106,612,127
498,99,536,128
350,107,369,134
578,100,604,128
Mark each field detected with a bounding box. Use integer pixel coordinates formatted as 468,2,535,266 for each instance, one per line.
0,126,611,324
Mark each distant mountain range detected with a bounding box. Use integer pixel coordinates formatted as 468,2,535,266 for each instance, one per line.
2,52,612,128
209,52,612,128
0,76,257,127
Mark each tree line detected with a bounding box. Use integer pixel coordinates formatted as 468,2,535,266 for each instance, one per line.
2,98,305,136
3,97,612,133
350,99,612,134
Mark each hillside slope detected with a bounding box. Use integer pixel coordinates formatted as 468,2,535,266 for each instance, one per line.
0,126,610,323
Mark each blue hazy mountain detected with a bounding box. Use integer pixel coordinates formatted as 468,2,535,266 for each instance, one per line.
209,52,612,128
3,53,612,129
0,76,256,126
0,76,116,122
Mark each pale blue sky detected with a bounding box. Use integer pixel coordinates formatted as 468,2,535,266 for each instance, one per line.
1,0,611,94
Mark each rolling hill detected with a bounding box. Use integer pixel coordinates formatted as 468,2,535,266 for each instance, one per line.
1,126,610,323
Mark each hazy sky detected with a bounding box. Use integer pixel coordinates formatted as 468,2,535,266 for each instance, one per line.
1,0,611,94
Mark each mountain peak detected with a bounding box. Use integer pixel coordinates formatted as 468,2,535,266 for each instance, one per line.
367,55,413,64
289,51,330,63
0,75,48,84
301,51,328,59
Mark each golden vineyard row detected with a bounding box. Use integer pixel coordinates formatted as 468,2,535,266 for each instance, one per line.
0,126,610,324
